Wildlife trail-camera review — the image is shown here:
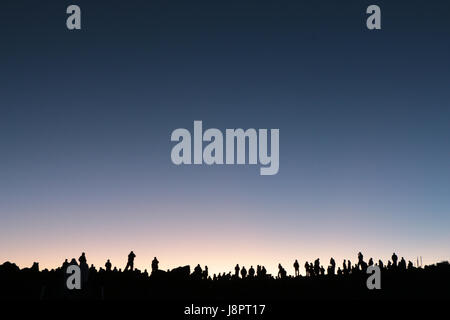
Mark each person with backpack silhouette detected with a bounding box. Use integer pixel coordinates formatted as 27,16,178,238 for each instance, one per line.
278,264,287,279
357,252,364,265
125,251,136,271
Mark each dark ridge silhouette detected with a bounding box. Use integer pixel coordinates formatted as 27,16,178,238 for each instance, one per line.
0,252,449,300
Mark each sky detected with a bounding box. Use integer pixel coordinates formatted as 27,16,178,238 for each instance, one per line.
0,0,449,276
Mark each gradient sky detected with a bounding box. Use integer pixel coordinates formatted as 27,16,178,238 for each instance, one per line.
1,0,449,276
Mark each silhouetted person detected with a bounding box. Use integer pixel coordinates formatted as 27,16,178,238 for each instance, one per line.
248,266,255,278
193,264,202,279
378,259,384,269
29,262,39,272
62,259,69,270
278,264,287,279
294,259,300,277
392,253,398,267
79,252,89,283
79,252,87,265
241,266,247,279
105,259,112,271
203,266,209,279
368,258,374,266
357,252,368,272
314,259,320,276
261,266,267,277
151,257,159,273
347,260,351,272
257,265,261,277
399,257,406,270
329,258,336,275
357,252,364,265
235,264,240,277
125,251,136,271
408,261,413,270
304,261,310,277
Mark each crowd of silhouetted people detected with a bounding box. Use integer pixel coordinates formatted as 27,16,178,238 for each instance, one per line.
13,250,439,281
1,250,449,300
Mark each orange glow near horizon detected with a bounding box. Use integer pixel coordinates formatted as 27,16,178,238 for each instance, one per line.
1,206,448,276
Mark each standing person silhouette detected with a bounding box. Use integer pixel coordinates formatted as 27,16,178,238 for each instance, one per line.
78,252,89,284
293,259,300,277
304,261,310,277
151,257,159,273
248,266,255,278
234,264,240,277
314,259,320,276
329,258,336,275
79,252,87,265
240,266,247,279
105,259,112,271
357,252,364,266
392,252,398,267
125,251,136,271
